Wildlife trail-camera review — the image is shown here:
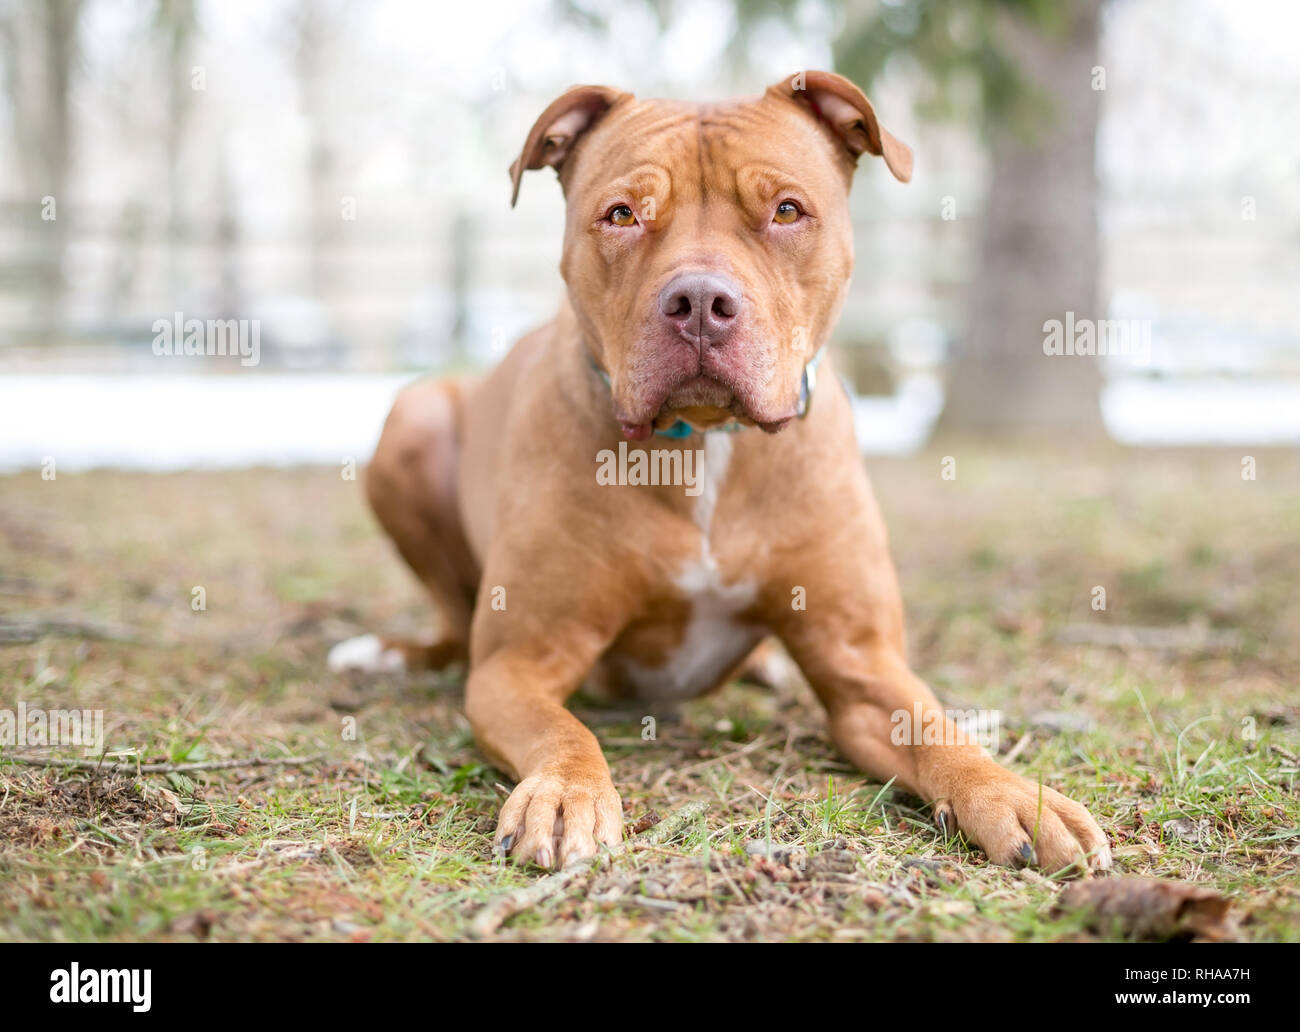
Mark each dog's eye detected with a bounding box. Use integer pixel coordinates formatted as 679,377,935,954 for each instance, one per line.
607,205,637,227
773,200,802,224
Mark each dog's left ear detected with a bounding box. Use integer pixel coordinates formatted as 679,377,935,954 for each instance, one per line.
509,85,629,207
770,70,912,183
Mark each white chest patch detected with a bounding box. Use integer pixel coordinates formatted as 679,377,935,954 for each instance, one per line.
624,435,762,699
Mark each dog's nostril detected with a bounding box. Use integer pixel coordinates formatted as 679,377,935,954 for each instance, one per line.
711,296,736,319
666,296,691,318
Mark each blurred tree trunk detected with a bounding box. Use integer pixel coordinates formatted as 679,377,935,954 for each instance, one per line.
1,0,82,343
214,152,243,320
936,0,1105,438
156,0,200,307
286,0,347,304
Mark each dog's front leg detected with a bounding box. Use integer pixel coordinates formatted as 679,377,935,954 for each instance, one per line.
465,639,623,870
780,623,1111,874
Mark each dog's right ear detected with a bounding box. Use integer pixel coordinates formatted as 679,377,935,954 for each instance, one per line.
509,85,629,208
770,70,912,183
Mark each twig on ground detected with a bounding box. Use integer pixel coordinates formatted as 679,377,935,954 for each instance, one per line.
651,734,778,791
1269,743,1298,765
214,843,324,876
1003,731,1034,765
626,895,687,912
1054,623,1241,651
0,753,325,774
470,800,707,938
0,613,149,645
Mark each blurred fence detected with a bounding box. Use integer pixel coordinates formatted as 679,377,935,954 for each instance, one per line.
0,200,555,371
0,195,971,378
5,189,1298,378
4,175,1300,467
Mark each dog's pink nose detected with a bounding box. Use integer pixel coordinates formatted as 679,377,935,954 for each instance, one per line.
658,272,743,346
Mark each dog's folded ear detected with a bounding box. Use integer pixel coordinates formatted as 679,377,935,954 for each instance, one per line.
770,70,912,183
509,85,629,207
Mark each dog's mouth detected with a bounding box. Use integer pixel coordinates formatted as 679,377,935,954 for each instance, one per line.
651,375,765,433
660,376,735,418
617,370,798,441
640,377,793,437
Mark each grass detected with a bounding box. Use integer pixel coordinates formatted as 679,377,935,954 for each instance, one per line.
1,443,1298,941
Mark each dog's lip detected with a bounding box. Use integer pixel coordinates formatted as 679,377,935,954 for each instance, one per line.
655,378,743,435
614,367,800,439
619,408,793,439
672,373,723,391
660,375,734,411
620,420,654,441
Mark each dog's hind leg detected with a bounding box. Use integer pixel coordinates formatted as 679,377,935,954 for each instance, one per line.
733,638,805,693
329,377,479,675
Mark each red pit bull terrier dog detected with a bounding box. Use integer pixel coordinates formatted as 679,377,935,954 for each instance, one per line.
330,71,1111,874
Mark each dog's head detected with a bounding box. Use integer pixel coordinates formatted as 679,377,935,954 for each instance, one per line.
510,71,911,440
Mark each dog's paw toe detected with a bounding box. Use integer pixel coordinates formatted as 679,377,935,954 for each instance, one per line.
942,766,1110,875
494,768,623,871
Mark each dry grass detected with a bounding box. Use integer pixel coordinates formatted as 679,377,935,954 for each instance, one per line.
1,443,1298,941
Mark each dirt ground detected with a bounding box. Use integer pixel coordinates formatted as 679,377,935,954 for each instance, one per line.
1,443,1297,941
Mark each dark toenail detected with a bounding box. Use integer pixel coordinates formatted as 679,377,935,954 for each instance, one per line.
1018,842,1035,864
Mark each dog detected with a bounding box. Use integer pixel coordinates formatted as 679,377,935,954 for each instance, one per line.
330,71,1111,874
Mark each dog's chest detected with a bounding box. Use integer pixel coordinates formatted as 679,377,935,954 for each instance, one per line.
602,436,764,700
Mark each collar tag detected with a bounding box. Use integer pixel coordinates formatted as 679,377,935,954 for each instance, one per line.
797,346,824,419
657,420,695,438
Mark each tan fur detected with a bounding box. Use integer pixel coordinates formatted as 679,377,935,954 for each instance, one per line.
352,72,1110,874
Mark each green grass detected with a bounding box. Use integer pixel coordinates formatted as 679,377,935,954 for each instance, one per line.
1,444,1298,941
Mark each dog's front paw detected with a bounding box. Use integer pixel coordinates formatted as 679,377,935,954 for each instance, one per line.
494,765,623,870
934,761,1111,875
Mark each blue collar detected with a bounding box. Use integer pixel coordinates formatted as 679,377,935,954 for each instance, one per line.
590,347,825,438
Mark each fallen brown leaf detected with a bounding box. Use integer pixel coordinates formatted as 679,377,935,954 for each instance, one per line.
1056,876,1238,941
630,810,662,836
170,910,216,939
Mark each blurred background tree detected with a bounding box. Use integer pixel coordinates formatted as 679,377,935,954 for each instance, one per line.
740,0,1108,438
1,0,83,342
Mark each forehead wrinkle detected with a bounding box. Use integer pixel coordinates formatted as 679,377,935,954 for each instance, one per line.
575,104,692,178
696,112,708,206
606,104,696,159
604,164,671,198
734,164,807,205
693,105,755,219
723,107,816,174
704,105,778,173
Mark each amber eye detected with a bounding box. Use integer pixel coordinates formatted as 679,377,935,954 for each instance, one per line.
774,200,802,224
607,205,637,227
